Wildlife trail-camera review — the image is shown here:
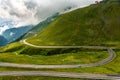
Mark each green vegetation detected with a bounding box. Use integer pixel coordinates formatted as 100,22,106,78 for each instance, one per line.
1,50,120,74
0,51,108,65
0,41,106,56
100,0,120,3
0,76,93,80
26,3,120,47
35,50,120,74
0,1,120,77
1,49,120,74
0,42,25,53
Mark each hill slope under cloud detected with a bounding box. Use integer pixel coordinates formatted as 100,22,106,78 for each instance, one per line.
27,2,120,46
0,0,102,46
0,0,100,26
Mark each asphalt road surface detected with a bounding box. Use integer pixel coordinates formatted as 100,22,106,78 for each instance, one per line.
0,71,120,79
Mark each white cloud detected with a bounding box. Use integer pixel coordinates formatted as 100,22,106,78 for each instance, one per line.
0,0,102,27
0,25,9,35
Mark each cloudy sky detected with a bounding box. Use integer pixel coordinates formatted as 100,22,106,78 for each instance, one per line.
0,0,102,26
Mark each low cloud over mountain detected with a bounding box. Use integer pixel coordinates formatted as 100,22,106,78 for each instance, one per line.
0,0,102,26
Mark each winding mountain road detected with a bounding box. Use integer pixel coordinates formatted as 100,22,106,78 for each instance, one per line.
8,39,114,68
0,46,115,69
0,71,120,79
0,39,117,79
0,39,115,69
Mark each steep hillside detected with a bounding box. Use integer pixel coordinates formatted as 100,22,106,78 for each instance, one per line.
100,0,120,3
27,3,120,46
0,36,7,46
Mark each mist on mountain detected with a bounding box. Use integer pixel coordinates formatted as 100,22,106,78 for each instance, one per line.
0,0,102,26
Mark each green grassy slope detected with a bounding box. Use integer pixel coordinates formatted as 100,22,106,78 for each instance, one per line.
0,76,91,80
100,0,120,3
27,3,120,46
0,51,108,65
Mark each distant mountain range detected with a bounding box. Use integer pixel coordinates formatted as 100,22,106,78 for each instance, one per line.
0,17,34,46
0,25,33,46
3,25,33,43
